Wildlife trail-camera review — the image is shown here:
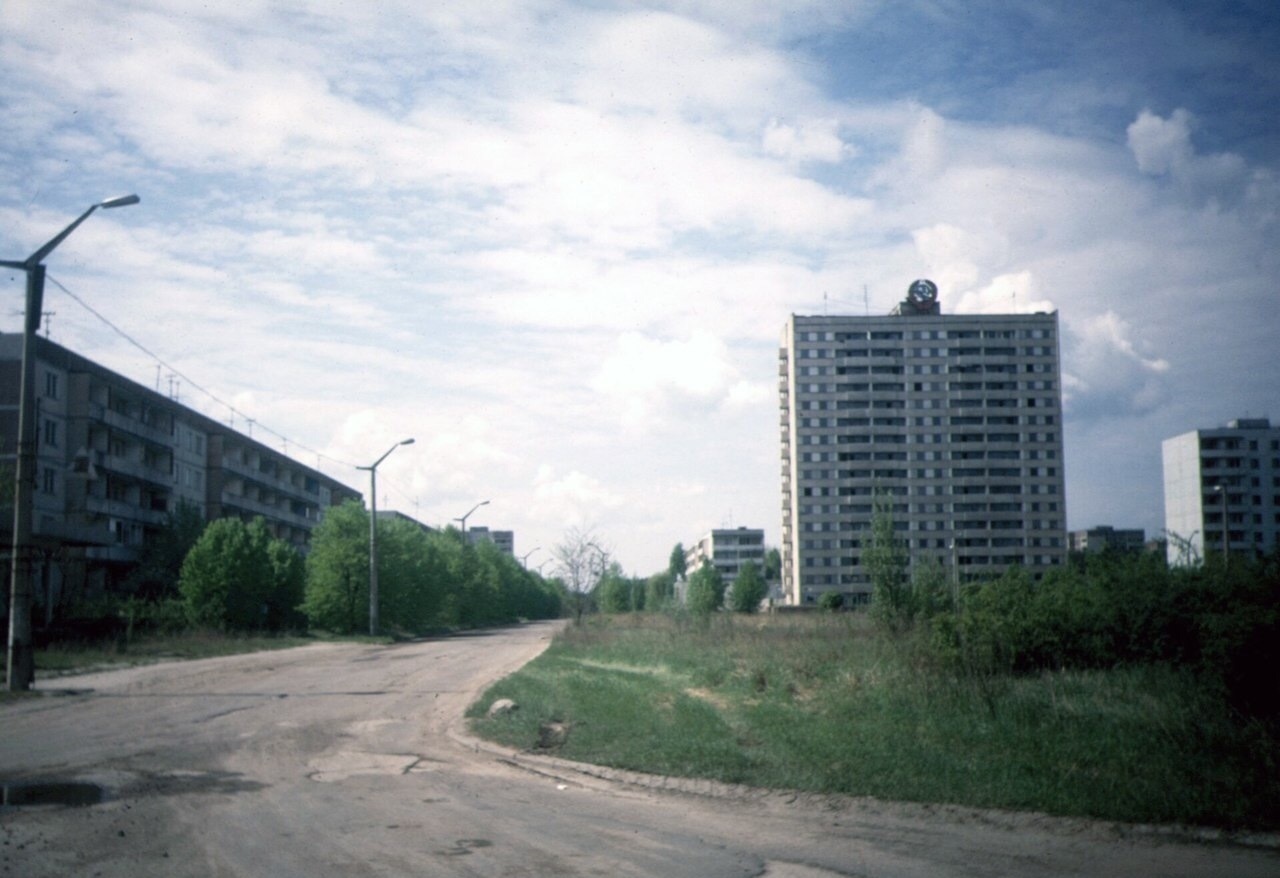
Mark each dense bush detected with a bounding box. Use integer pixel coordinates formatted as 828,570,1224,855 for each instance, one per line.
926,549,1280,722
728,561,767,613
686,564,726,617
179,517,302,631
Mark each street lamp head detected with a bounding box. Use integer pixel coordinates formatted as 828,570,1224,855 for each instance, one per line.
98,194,140,209
400,438,415,446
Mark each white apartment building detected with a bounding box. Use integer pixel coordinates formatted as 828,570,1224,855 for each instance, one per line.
1069,526,1146,554
1162,417,1280,565
779,280,1067,606
685,527,766,583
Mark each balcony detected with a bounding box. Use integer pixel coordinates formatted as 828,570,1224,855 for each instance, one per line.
92,402,174,445
95,450,173,487
84,495,169,527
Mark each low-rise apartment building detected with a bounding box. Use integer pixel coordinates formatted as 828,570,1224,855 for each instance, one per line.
685,527,766,583
1,334,360,607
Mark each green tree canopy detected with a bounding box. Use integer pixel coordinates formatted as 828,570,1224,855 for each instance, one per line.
866,491,911,632
302,500,370,634
763,547,782,582
644,571,675,612
180,516,299,631
597,566,632,614
728,561,767,613
686,563,726,617
668,542,687,582
126,499,207,600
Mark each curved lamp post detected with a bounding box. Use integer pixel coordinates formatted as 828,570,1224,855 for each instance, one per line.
358,438,414,636
520,546,541,569
4,195,140,691
453,499,490,534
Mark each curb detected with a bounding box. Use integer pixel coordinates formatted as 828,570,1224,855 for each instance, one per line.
448,723,1280,852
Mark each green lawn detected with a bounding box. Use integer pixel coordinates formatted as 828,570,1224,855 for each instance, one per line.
468,612,1279,830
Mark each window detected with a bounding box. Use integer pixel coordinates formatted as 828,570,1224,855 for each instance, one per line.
44,372,59,399
42,419,58,448
41,468,56,494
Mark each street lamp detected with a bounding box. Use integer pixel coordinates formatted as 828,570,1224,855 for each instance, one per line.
520,547,541,568
4,194,140,691
453,499,490,534
357,438,414,636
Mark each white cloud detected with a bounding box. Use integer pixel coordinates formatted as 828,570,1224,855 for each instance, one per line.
592,331,739,426
762,118,849,163
952,271,1057,315
531,465,624,529
1063,311,1171,417
1127,108,1195,176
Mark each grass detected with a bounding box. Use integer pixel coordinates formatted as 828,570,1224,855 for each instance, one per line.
468,612,1280,830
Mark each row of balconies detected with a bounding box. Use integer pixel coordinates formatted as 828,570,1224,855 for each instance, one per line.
219,451,321,496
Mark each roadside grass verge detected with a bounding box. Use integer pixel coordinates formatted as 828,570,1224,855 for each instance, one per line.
0,630,392,688
468,612,1279,830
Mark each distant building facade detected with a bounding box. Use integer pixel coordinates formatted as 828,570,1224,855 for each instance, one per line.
0,334,361,608
466,526,514,556
1069,526,1146,555
1162,417,1280,565
685,527,766,584
779,280,1067,607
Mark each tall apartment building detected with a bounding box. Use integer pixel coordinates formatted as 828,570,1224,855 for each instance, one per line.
685,527,766,583
779,280,1067,606
1162,417,1280,565
1,334,361,606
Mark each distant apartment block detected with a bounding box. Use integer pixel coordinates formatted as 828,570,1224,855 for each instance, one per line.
466,526,514,556
779,280,1067,606
1162,417,1280,565
685,527,765,583
376,510,434,534
0,334,361,604
1069,526,1146,555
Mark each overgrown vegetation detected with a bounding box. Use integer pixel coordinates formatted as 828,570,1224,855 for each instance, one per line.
472,550,1280,830
5,500,564,673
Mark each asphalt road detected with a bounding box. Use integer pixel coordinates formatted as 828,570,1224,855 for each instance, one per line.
1,620,1276,877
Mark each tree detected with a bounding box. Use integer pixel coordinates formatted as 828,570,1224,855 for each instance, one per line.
302,500,370,634
179,517,274,630
597,565,631,614
644,571,675,612
728,560,767,613
553,526,608,624
686,563,726,617
263,530,307,631
763,547,782,583
124,499,207,600
866,490,912,632
668,542,687,583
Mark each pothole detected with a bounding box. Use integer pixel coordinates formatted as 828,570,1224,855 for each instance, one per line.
1,781,105,808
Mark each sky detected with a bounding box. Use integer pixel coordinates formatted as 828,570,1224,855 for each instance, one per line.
1,0,1277,576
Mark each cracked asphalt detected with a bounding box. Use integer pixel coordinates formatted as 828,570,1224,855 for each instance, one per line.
2,620,1276,877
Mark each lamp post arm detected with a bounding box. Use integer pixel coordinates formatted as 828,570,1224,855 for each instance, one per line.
25,204,102,267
